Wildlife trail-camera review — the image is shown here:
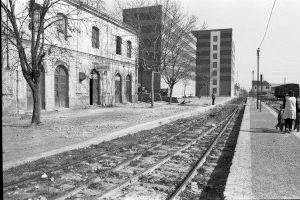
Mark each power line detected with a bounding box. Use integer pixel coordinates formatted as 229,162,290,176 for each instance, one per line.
259,0,277,48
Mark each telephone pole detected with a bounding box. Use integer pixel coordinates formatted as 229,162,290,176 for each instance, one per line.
257,48,260,109
260,74,263,112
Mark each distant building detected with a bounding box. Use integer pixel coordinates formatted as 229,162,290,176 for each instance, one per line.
123,5,196,97
192,28,235,97
251,80,272,94
270,83,281,95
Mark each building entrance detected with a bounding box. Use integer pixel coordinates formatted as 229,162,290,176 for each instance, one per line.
54,65,68,108
90,69,100,105
115,74,122,103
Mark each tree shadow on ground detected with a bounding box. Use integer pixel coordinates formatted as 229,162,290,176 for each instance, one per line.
2,124,31,128
240,128,283,134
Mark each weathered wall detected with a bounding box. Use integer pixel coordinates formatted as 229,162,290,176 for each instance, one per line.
2,1,138,114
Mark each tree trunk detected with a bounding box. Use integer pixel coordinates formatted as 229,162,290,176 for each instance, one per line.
31,83,41,124
169,85,173,104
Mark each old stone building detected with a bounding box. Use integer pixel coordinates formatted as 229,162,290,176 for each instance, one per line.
2,0,138,114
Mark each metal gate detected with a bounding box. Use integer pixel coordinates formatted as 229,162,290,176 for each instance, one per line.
115,74,122,103
90,69,100,105
55,66,68,108
126,75,132,102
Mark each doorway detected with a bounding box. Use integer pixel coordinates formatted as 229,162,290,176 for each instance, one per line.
90,69,100,105
54,65,69,108
115,73,122,103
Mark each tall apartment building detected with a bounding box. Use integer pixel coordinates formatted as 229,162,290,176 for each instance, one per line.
123,5,196,95
123,5,163,92
192,29,235,97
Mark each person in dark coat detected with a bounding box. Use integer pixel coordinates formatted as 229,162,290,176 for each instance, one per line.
212,92,216,105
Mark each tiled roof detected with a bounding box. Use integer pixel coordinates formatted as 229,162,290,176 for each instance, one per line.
252,80,271,86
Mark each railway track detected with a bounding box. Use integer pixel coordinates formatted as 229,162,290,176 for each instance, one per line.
3,98,246,200
264,99,281,111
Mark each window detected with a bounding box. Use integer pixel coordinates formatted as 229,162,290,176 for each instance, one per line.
213,62,217,68
57,13,68,37
213,45,218,51
213,79,217,85
92,26,99,48
213,88,217,94
213,36,218,42
213,53,218,59
266,86,269,89
116,36,122,55
29,3,41,32
212,70,217,76
127,41,132,58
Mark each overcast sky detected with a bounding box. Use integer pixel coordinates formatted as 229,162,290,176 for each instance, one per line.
105,0,300,90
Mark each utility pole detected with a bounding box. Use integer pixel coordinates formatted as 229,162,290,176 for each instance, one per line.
151,70,154,108
257,48,260,109
252,70,254,97
260,74,263,112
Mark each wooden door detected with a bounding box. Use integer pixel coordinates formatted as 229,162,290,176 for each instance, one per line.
55,66,68,108
90,70,100,105
126,75,132,102
115,74,122,103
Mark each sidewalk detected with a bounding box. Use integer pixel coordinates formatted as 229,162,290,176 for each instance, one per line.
2,97,231,171
224,98,300,199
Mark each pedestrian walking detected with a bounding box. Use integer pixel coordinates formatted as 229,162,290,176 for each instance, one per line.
294,111,300,132
283,91,298,133
212,92,216,105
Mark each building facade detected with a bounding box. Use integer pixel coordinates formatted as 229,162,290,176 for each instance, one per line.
251,81,272,94
123,5,196,96
192,28,235,97
2,0,138,114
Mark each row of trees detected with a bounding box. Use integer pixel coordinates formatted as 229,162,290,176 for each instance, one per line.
1,0,202,125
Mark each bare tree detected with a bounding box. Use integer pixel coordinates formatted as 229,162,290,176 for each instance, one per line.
114,0,197,105
1,0,104,124
159,1,197,103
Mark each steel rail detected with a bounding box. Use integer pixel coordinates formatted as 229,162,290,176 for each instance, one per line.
54,126,193,200
96,109,238,199
167,105,240,200
4,121,193,190
5,99,245,199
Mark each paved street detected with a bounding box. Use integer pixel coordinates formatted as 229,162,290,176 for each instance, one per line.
225,98,300,199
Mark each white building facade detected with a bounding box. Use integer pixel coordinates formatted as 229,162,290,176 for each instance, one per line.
2,0,139,114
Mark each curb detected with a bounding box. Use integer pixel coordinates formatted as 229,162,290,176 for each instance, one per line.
3,99,232,171
224,98,253,199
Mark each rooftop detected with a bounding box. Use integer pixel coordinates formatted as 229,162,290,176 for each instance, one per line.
252,80,271,86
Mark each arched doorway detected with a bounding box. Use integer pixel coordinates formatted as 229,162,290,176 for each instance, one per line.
27,66,45,111
126,75,132,102
90,69,100,105
55,65,69,108
115,73,122,103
